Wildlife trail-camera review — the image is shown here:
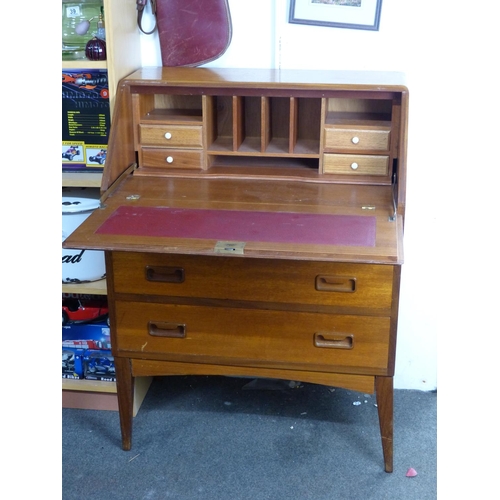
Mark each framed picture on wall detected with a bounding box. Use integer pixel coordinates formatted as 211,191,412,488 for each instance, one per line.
289,0,383,31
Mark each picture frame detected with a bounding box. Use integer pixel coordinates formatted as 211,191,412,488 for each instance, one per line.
289,0,383,32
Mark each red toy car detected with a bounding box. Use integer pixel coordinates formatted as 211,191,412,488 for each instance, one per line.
62,297,109,325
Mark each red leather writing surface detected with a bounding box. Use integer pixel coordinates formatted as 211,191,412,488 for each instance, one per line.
96,206,376,247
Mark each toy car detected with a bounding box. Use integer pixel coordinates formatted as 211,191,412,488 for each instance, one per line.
85,354,115,376
62,147,80,160
89,149,106,165
62,297,109,325
62,352,75,372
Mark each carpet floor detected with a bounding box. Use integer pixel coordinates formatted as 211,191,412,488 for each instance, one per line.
62,376,437,499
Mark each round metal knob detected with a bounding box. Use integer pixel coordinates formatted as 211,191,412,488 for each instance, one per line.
166,156,174,163
351,136,360,144
350,162,359,170
164,132,172,140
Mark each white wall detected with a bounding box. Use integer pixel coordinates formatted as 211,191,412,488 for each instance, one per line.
139,0,499,391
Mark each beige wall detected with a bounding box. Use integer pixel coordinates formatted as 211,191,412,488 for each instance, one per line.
140,0,498,391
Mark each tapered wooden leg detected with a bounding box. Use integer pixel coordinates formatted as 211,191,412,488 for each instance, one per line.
115,357,135,451
375,375,394,473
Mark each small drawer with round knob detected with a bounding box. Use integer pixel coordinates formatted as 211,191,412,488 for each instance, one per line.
323,154,389,176
324,125,390,152
139,124,203,148
140,148,204,169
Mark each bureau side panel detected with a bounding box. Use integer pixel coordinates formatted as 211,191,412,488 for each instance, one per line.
387,264,402,375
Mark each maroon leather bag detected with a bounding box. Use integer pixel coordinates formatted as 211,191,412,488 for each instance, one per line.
137,0,232,67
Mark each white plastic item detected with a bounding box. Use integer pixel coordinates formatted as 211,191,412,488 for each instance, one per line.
62,187,106,283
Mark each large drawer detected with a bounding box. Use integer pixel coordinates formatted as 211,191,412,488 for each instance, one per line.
111,253,394,312
323,125,390,151
114,301,391,374
139,124,203,148
140,148,204,169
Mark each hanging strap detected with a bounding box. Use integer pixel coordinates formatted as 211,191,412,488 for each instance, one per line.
136,0,157,35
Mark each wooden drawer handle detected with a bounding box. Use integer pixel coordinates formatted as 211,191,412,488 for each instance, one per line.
315,275,356,292
145,266,185,283
148,321,186,338
314,333,353,349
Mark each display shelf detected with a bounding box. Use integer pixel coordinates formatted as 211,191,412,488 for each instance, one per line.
62,377,153,416
62,278,107,295
63,378,116,393
62,171,103,188
62,0,141,114
62,60,107,70
62,0,143,410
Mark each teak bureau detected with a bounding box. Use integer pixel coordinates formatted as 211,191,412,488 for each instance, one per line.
64,67,409,472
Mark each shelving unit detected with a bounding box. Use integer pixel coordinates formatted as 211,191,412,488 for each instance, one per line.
62,0,151,411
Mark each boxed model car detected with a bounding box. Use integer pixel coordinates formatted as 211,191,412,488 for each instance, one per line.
62,347,84,379
62,69,110,171
63,320,111,350
83,350,115,382
62,295,109,325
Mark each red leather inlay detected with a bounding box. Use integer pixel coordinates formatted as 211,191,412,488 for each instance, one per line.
96,206,376,247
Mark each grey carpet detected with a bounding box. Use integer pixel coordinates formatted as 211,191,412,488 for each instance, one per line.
62,376,437,499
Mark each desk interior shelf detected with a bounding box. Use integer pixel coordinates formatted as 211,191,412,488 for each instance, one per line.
119,69,404,193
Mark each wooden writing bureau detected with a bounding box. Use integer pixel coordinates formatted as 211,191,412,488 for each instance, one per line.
63,67,408,472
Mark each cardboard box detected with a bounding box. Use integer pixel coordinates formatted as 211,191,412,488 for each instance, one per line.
62,321,111,350
83,350,116,382
62,348,84,379
62,69,110,171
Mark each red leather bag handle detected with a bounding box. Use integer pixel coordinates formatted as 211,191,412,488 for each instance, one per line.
137,0,157,35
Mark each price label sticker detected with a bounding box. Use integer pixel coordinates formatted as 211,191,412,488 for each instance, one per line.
65,5,82,18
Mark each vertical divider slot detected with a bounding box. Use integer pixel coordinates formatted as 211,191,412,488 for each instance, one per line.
203,95,214,162
289,97,298,154
215,95,234,151
295,98,322,155
233,96,244,151
319,97,327,173
239,96,261,153
261,97,270,153
265,97,291,154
